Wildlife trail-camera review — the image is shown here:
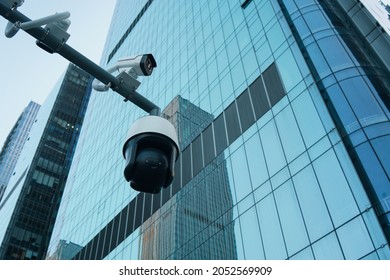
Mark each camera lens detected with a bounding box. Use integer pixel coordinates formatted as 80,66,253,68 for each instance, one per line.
146,59,152,71
140,54,157,76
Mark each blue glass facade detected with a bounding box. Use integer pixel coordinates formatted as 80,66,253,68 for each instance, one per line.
48,0,390,260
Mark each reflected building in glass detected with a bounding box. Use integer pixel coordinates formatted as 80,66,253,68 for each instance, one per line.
48,0,390,260
0,64,92,259
0,101,40,202
139,96,236,259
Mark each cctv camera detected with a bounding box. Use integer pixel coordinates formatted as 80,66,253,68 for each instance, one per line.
92,53,157,92
123,115,179,194
117,54,157,78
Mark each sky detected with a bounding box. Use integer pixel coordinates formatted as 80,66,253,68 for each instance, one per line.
0,0,117,149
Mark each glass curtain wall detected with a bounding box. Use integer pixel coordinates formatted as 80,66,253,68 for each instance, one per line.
48,0,390,260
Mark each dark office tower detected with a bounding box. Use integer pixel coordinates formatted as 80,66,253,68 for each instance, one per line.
0,64,92,260
0,101,40,202
49,0,390,260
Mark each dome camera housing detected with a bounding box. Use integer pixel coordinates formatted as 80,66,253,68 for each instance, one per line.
122,115,179,194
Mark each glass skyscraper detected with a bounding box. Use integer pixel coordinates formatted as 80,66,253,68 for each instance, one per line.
0,64,92,259
48,0,390,260
0,101,40,202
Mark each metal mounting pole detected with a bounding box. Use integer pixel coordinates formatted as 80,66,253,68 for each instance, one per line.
0,2,161,116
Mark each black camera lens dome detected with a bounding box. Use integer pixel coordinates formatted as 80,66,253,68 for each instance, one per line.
130,147,169,193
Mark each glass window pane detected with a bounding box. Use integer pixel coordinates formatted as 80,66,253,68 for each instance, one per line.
293,165,333,241
274,180,309,256
318,36,354,71
143,193,152,222
371,135,390,177
259,120,286,176
326,84,357,131
220,72,234,100
340,77,387,123
294,16,310,40
245,133,269,188
262,63,285,106
226,37,240,63
337,217,375,259
256,194,287,259
267,22,285,52
258,1,275,27
239,207,265,259
253,181,272,203
289,247,314,260
207,59,218,84
202,124,215,166
182,146,192,186
377,245,390,260
171,157,181,195
230,147,252,202
355,143,390,208
192,135,203,175
312,233,344,260
236,89,255,133
216,48,229,74
276,49,302,93
225,101,241,144
214,114,228,155
303,10,330,33
231,61,246,91
275,105,305,162
234,219,245,259
313,150,359,227
363,209,389,250
306,43,330,78
134,194,144,230
249,75,270,119
291,92,326,148
241,48,259,81
332,144,371,211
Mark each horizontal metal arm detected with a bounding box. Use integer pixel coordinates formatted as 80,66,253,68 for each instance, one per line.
0,2,161,116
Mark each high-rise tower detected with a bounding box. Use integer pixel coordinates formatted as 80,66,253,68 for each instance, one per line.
48,0,390,260
0,64,92,259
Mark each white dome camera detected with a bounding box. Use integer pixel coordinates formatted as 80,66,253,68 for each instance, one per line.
122,115,180,194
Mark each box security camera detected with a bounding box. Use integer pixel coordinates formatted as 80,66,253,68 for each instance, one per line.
92,54,157,92
122,115,179,194
116,54,157,77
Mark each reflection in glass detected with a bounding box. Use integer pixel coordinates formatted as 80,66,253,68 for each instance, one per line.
139,98,237,260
